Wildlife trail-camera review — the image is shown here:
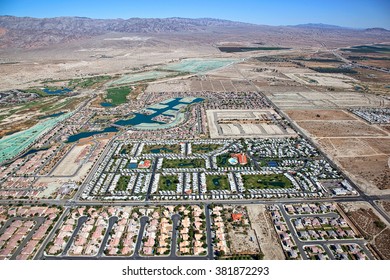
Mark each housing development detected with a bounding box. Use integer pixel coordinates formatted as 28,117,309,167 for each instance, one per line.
0,15,390,261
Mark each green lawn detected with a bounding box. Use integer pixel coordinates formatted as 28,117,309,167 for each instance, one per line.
242,174,292,189
115,176,131,191
162,158,205,169
142,144,180,154
158,175,179,191
216,154,231,167
191,144,221,154
120,144,132,154
206,175,230,191
105,86,132,106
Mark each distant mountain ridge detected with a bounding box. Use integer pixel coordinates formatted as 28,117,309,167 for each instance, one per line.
0,16,389,49
293,23,389,31
292,23,353,29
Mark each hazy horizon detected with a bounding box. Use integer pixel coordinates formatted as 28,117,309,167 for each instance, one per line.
1,0,389,29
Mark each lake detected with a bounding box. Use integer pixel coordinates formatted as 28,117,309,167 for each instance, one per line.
100,102,114,107
43,88,72,95
38,112,66,119
66,126,118,143
115,97,203,127
66,97,203,143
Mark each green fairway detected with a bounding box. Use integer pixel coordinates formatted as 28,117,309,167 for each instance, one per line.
69,75,112,88
242,174,292,189
206,175,230,191
162,158,205,169
158,175,179,191
191,144,221,154
105,86,132,106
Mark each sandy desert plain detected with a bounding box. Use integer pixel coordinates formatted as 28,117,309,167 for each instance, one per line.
0,17,390,260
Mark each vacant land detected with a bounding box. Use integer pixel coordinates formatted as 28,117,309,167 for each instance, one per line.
265,91,389,109
297,120,387,137
246,204,285,260
318,138,378,157
285,109,357,121
340,202,390,260
379,201,390,214
50,144,90,176
288,107,390,196
338,155,390,191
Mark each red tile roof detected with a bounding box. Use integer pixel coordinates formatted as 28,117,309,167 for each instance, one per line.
231,213,243,221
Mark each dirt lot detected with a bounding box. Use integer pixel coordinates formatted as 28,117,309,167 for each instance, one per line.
246,204,285,260
338,155,390,191
379,200,390,214
228,228,260,255
373,228,390,260
297,120,387,137
342,205,384,237
340,202,390,260
381,126,390,133
316,136,390,194
285,109,357,121
361,138,390,154
51,144,90,176
317,138,378,157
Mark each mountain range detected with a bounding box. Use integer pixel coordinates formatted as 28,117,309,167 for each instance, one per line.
0,16,389,49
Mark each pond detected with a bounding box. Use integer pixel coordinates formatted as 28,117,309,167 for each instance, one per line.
100,102,114,107
43,88,72,95
19,147,49,158
38,112,66,119
150,147,175,153
212,178,221,186
66,126,118,143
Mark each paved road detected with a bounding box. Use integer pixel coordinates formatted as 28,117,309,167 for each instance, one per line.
4,194,390,209
145,158,159,200
169,214,180,258
97,216,118,257
132,215,149,259
204,204,214,260
61,216,88,256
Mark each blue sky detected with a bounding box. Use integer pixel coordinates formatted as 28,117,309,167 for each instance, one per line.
1,0,389,29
